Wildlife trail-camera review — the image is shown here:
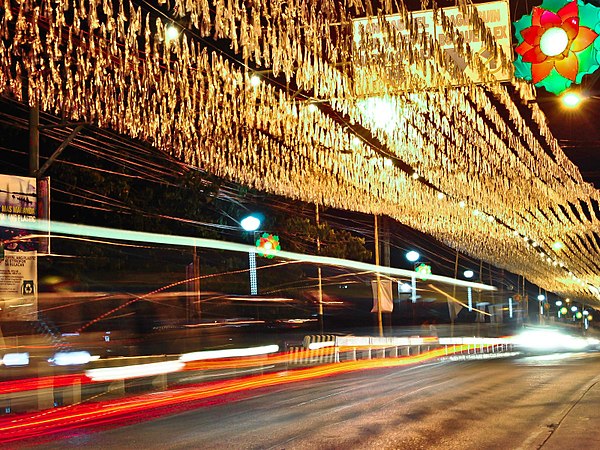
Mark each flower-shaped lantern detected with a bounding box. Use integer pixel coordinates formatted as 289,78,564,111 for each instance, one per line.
256,233,281,258
415,263,432,281
514,0,600,95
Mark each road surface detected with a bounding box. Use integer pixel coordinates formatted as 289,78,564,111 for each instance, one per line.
18,352,600,449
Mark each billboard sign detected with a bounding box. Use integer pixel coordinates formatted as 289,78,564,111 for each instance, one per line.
0,174,38,321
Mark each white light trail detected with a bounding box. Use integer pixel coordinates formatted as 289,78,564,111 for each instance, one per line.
179,344,279,363
0,218,496,291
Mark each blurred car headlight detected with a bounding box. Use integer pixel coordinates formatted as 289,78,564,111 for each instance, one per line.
1,352,30,366
49,350,92,366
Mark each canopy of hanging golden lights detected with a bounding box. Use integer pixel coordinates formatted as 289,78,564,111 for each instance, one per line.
1,0,599,302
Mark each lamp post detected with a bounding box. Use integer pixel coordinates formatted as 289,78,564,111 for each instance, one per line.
537,294,545,318
241,214,261,295
571,305,578,322
556,300,563,318
463,269,474,312
406,251,420,304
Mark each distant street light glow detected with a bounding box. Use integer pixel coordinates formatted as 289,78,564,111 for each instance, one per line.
250,74,261,87
165,25,179,42
562,92,582,108
400,282,412,292
241,215,261,231
406,250,420,262
463,270,474,279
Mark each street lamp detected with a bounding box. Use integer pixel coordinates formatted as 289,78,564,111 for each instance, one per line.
561,92,583,108
556,300,564,318
406,251,420,303
537,294,545,317
241,214,262,295
406,251,420,262
463,269,474,312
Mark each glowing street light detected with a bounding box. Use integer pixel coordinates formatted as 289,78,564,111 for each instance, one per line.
240,215,261,232
241,214,262,295
399,282,412,293
165,24,180,42
250,74,261,87
561,92,583,108
405,251,420,303
405,251,420,262
463,269,474,312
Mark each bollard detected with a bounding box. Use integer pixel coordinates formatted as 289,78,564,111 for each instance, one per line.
37,363,54,411
63,379,82,405
109,379,125,395
152,373,168,391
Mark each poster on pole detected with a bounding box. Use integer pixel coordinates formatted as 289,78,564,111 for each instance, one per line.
0,174,38,321
0,251,38,320
371,279,394,313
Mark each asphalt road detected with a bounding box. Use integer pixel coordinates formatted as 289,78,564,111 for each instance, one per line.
23,352,600,449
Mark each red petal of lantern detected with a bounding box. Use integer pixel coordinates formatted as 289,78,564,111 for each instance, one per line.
532,7,545,26
532,60,555,83
562,17,580,41
522,46,548,64
557,1,578,20
571,26,598,52
521,25,544,45
516,40,533,57
540,10,562,27
554,51,579,80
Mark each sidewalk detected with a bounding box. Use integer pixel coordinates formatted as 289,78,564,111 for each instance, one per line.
539,378,600,449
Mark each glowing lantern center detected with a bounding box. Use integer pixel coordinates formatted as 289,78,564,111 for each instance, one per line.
539,27,569,57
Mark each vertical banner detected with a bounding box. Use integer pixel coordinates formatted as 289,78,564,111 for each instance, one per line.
447,298,463,321
0,174,38,321
371,279,394,313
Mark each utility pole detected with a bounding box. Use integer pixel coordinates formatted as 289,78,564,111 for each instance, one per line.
29,99,39,177
374,214,383,337
192,246,201,323
451,250,459,337
316,204,324,334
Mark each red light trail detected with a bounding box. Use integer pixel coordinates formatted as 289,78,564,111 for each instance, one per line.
0,344,477,444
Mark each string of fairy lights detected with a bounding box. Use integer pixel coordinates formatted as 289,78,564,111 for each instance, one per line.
1,0,600,301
